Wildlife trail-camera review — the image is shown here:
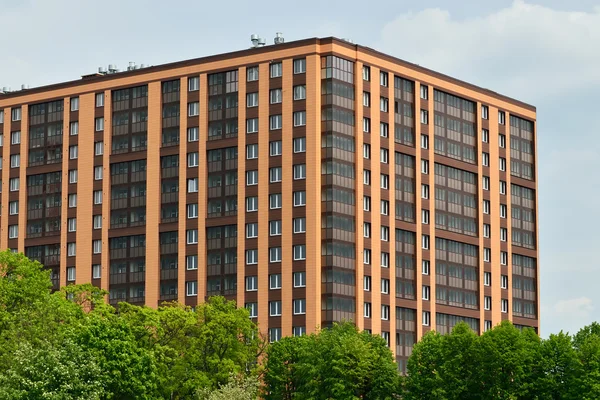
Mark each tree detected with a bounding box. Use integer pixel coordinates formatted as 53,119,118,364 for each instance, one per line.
196,373,260,400
573,323,600,399
263,322,400,400
535,332,581,400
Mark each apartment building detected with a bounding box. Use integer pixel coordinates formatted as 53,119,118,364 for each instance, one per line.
0,36,538,371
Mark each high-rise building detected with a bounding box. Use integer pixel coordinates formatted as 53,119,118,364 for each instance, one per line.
0,36,538,371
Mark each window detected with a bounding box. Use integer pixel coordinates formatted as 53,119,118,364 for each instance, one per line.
421,184,430,199
293,111,306,127
270,140,282,156
246,144,258,159
420,85,428,99
188,127,199,142
8,225,18,239
0,135,3,146
270,62,282,78
246,170,258,186
484,272,491,286
422,285,430,300
93,215,102,229
501,251,508,266
381,226,389,242
69,145,78,159
423,311,431,326
501,274,509,289
363,223,371,238
293,191,306,207
246,118,258,133
499,111,506,125
294,164,306,180
93,240,102,254
293,137,306,153
94,166,103,181
0,111,2,124
95,117,104,131
482,129,489,143
363,196,371,211
187,203,199,218
186,255,198,270
187,178,199,193
499,157,506,171
246,92,258,108
269,301,282,316
421,159,429,174
246,303,258,318
501,299,508,313
380,174,389,189
293,272,306,288
363,92,370,107
269,328,282,343
293,217,306,234
422,234,430,249
8,201,18,215
10,154,19,168
270,89,282,104
484,248,491,262
269,220,282,236
247,196,258,212
483,224,491,238
293,58,306,74
422,209,430,224
9,178,19,192
362,66,370,81
247,66,259,82
188,76,199,91
70,121,79,135
364,302,372,318
500,204,507,218
380,71,388,87
294,85,306,100
363,144,371,159
381,200,389,216
71,97,79,111
482,105,489,120
68,218,77,232
93,190,102,205
67,242,76,257
363,249,371,265
500,227,507,242
421,134,429,149
482,176,490,191
364,276,371,291
381,305,390,320
69,170,78,184
484,296,492,310
482,152,489,166
269,247,282,263
293,245,306,260
363,117,370,133
420,110,429,124
499,134,506,148
186,281,198,296
95,141,104,156
188,102,199,117
269,167,282,183
363,170,371,185
92,264,101,279
269,115,282,130
11,108,21,121
67,267,76,282
246,276,258,291
380,97,389,112
483,200,490,215
422,260,430,275
11,131,20,145
96,93,104,107
382,279,390,294
500,180,507,195
381,148,389,164
269,274,282,290
186,229,198,244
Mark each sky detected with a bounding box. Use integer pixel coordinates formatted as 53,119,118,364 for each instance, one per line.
1,0,598,337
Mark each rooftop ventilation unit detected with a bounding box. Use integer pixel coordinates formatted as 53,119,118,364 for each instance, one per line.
274,32,284,44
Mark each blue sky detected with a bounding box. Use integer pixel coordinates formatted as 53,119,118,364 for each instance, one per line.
1,0,598,336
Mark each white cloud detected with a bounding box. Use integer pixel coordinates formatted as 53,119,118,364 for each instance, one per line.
554,297,594,318
377,1,600,103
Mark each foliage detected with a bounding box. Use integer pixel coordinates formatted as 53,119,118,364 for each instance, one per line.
196,373,260,400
